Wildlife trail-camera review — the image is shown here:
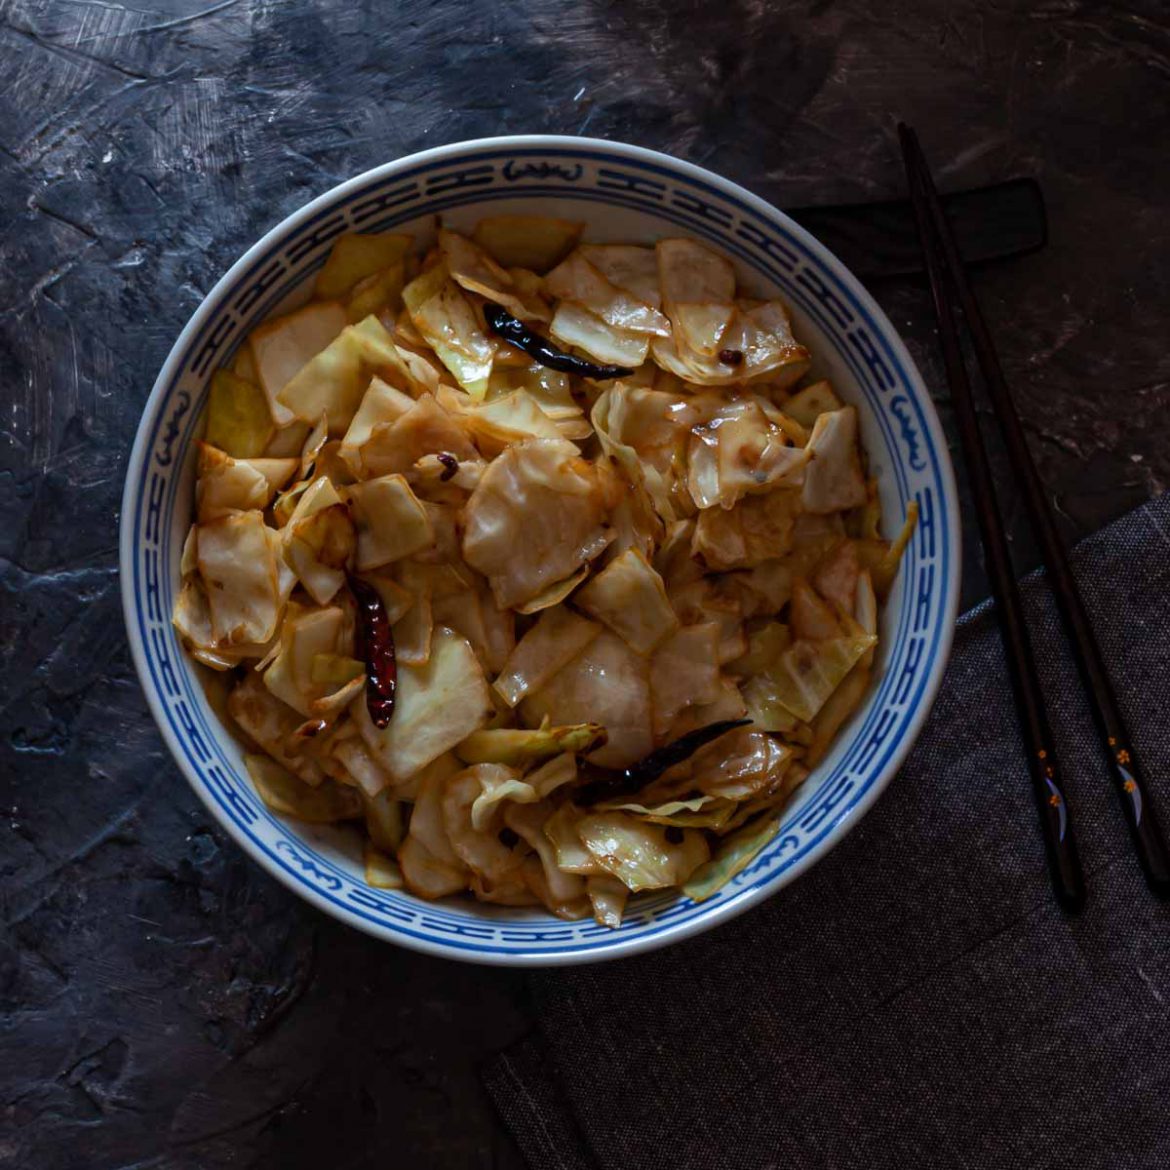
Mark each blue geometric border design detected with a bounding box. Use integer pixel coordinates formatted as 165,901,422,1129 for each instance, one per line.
120,139,959,965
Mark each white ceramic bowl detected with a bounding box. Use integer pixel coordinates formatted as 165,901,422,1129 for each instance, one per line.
120,136,960,965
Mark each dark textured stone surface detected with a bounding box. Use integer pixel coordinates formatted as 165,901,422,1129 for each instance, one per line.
1,1,1166,1167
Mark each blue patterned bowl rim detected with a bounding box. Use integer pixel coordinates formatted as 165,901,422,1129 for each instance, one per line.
119,135,961,966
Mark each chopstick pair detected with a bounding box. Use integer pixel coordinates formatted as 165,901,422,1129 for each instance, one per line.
898,124,1170,911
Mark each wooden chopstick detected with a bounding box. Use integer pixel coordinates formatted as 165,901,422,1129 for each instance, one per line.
898,124,1086,911
900,125,1170,900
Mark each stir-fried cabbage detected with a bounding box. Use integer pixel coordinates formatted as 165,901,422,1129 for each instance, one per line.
649,623,722,736
245,753,360,823
196,510,288,646
439,229,549,323
354,626,494,781
691,488,803,571
521,631,653,769
576,811,709,892
682,809,784,902
545,251,670,336
205,369,275,458
403,263,495,398
462,438,618,610
456,723,607,767
175,217,912,928
250,301,347,427
493,605,602,708
277,315,412,434
315,230,412,300
345,474,434,569
801,407,868,514
575,547,678,655
472,215,583,273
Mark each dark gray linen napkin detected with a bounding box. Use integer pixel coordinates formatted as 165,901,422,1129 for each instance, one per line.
484,494,1170,1170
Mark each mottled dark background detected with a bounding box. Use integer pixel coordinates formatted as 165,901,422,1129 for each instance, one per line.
1,1,1167,1167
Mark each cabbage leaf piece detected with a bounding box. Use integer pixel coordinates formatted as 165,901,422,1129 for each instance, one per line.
649,622,722,736
363,841,405,889
315,231,413,299
854,501,919,597
468,765,537,831
228,673,325,786
350,391,479,481
548,301,650,368
506,801,591,919
753,634,876,724
686,400,810,510
586,874,629,928
283,501,354,607
647,727,795,804
487,361,580,420
173,577,259,671
467,389,563,457
245,754,361,823
657,236,738,362
338,376,416,471
205,368,274,458
345,474,434,569
652,300,810,388
521,631,652,769
682,809,785,902
196,510,284,645
462,438,617,610
575,547,679,655
442,766,526,883
493,605,602,708
196,444,297,522
398,755,469,898
667,578,747,665
591,385,677,524
812,540,861,615
805,661,872,767
439,228,548,322
332,735,395,800
250,301,347,427
789,577,846,642
545,250,670,336
691,488,803,571
595,793,732,829
346,262,406,323
277,315,419,434
279,475,354,605
575,812,709,893
402,263,494,398
455,723,607,767
801,406,868,514
657,237,736,302
471,214,584,274
579,244,662,309
543,804,603,875
784,380,842,428
263,604,364,719
353,626,494,782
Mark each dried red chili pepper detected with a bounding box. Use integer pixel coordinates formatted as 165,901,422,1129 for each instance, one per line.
483,302,634,381
577,718,752,803
349,576,397,729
